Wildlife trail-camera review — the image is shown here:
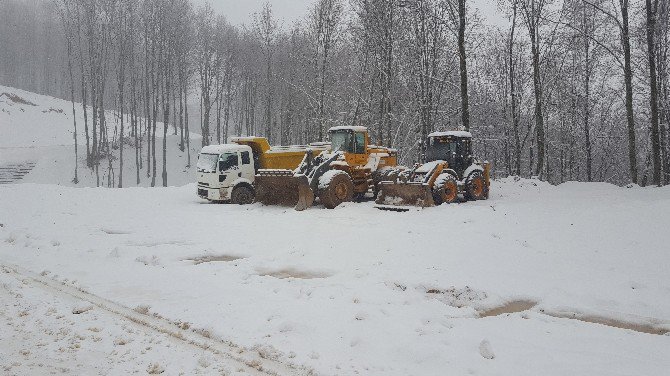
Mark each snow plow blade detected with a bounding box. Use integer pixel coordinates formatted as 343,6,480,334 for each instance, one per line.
254,170,315,211
375,182,435,208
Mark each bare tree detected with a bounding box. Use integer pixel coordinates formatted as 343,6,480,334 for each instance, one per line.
520,0,548,178
646,0,662,185
55,0,79,184
255,2,278,143
196,4,217,147
310,0,344,141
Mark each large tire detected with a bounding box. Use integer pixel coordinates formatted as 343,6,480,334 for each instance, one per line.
318,171,354,209
230,185,254,205
464,171,487,201
433,173,459,205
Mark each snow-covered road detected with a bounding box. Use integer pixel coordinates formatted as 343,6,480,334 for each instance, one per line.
1,178,670,375
0,263,309,375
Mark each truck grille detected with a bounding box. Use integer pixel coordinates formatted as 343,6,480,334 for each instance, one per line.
198,188,208,197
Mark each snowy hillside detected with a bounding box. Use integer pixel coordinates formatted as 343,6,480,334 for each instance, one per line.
0,86,201,187
1,177,669,375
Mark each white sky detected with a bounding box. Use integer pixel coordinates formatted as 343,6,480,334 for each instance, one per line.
193,0,507,28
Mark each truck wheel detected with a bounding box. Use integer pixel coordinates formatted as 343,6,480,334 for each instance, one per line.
319,171,354,209
465,171,487,201
230,185,254,205
433,173,458,205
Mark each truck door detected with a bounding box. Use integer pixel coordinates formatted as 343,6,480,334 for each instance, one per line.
239,150,255,181
218,152,240,187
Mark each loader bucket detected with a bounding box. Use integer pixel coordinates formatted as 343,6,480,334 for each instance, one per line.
254,170,315,211
375,182,436,208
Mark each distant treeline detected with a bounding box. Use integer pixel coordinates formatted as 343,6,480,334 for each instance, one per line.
0,0,668,187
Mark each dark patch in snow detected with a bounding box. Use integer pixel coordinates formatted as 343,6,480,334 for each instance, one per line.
71,305,93,315
540,309,670,336
0,92,37,106
257,268,329,280
101,228,132,235
422,286,488,308
0,161,36,184
41,107,63,114
127,240,192,247
479,300,538,317
186,254,245,265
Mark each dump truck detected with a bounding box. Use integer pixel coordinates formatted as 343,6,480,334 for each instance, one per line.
196,139,329,204
196,126,398,209
375,130,490,208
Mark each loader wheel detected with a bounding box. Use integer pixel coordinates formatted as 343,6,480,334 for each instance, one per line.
230,185,254,205
465,171,487,201
319,171,354,209
433,173,458,205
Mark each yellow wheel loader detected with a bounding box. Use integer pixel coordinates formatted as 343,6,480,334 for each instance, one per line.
375,131,490,210
251,126,398,210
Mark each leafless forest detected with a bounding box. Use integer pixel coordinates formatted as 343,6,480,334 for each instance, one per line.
1,0,669,187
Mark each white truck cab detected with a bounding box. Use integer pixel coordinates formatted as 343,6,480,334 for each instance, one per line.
196,144,256,204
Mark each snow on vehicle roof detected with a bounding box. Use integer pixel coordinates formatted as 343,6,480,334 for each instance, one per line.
229,136,263,142
328,126,368,132
200,144,250,154
428,130,472,138
266,144,329,153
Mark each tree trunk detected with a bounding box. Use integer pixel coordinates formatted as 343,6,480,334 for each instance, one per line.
457,0,470,131
61,7,79,184
646,0,662,185
509,1,521,175
530,31,545,178
621,0,639,183
583,3,592,182
185,80,191,167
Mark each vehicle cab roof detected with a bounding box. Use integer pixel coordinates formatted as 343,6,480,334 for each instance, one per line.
328,126,368,133
427,130,473,138
200,144,252,154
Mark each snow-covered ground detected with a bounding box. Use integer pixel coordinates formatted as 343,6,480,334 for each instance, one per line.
1,85,200,187
2,86,670,375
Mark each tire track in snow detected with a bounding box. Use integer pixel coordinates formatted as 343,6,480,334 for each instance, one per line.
1,262,314,376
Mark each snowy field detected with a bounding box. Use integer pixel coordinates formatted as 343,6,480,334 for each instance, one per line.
1,180,670,375
2,86,670,375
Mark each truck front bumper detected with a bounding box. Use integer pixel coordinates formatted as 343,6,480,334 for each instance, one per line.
197,185,230,201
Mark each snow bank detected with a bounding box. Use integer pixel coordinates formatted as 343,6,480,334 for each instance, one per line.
1,85,202,187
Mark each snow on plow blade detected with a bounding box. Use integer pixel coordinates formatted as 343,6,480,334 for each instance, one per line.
375,182,435,209
254,170,315,211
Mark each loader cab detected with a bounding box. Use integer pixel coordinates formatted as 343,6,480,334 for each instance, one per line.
426,131,473,178
328,126,369,166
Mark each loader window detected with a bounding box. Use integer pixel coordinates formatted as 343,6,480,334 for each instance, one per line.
354,132,366,154
425,136,457,162
218,152,239,172
331,131,353,153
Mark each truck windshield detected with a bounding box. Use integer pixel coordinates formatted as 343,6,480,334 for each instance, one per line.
331,131,353,152
218,152,239,171
197,153,219,173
